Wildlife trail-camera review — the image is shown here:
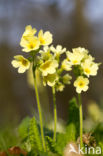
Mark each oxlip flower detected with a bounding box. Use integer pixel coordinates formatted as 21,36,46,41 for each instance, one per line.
43,73,58,87
20,36,40,52
62,74,72,85
56,82,65,92
22,25,37,37
38,30,53,46
81,59,99,77
61,59,72,71
39,46,53,61
39,59,58,76
11,55,30,73
50,45,66,57
66,50,84,65
74,76,89,93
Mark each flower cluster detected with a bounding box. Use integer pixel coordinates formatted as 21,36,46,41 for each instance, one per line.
12,25,52,73
11,25,100,94
38,45,72,92
66,47,100,93
20,25,52,52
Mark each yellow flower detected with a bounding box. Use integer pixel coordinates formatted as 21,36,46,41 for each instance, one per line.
61,59,72,71
22,25,37,37
11,55,30,73
56,82,65,92
66,50,84,65
39,46,53,61
20,36,40,52
73,47,88,56
63,74,72,84
38,30,53,46
74,76,89,93
40,60,58,76
81,59,99,77
43,73,58,87
50,45,66,57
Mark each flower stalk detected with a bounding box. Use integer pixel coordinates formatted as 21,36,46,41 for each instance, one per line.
78,93,83,148
52,86,57,142
32,56,46,152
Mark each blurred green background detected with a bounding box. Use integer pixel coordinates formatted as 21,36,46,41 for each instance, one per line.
0,0,103,126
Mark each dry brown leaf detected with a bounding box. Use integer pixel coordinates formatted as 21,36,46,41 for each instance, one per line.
8,146,27,156
77,133,96,147
0,152,7,156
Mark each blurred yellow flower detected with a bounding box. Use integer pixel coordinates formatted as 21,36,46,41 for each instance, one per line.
74,76,89,93
40,60,58,76
39,46,53,61
20,36,40,52
73,47,88,57
38,30,53,46
81,59,99,77
88,102,103,122
61,59,72,71
11,55,30,73
66,49,84,65
56,82,65,92
43,73,58,87
50,45,66,57
63,74,72,85
22,25,37,37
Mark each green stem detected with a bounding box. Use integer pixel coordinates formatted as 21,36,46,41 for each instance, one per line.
32,53,46,151
78,93,83,148
33,77,46,151
52,86,57,142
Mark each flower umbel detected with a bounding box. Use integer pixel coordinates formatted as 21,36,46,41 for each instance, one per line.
11,55,30,73
74,76,89,93
38,44,72,90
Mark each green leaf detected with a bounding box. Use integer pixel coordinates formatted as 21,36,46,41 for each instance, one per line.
45,136,58,154
67,97,80,139
18,117,30,141
28,117,43,152
55,97,79,155
93,123,103,143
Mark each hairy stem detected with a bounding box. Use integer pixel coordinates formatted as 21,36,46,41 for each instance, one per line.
33,76,46,151
78,93,83,148
32,55,46,151
52,86,57,142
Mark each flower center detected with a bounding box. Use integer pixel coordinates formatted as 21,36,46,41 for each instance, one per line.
85,68,90,74
29,43,35,49
22,59,28,66
40,37,45,44
78,81,84,87
73,60,78,64
41,61,51,70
